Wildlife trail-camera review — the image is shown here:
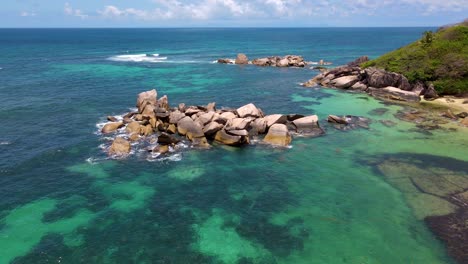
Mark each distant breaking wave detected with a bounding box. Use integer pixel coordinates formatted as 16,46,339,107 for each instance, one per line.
108,53,209,64
108,53,168,63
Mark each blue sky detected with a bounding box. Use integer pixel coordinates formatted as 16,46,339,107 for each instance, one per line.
1,0,467,27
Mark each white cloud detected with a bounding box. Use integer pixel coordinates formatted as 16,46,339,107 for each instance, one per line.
77,0,468,22
64,2,88,19
20,11,37,17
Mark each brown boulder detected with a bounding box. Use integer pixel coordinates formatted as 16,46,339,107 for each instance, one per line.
250,118,268,134
166,124,177,134
157,95,169,110
158,133,180,145
109,137,131,156
423,83,439,100
203,122,224,137
169,111,186,124
126,121,141,134
235,53,249,65
236,103,263,118
177,116,204,140
331,76,359,89
101,122,124,134
292,115,323,135
368,87,421,102
263,124,292,146
140,124,153,136
225,118,251,131
264,114,287,127
214,130,248,146
153,145,169,155
136,89,157,113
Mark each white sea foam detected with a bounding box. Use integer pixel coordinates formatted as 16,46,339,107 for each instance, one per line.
108,53,168,63
0,141,11,145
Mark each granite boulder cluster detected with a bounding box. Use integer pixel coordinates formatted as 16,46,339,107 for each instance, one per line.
100,89,324,158
302,56,439,102
218,53,307,68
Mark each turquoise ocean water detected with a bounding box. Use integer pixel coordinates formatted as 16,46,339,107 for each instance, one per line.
1,28,466,263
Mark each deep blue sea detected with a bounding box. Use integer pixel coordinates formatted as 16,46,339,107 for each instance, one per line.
1,28,466,264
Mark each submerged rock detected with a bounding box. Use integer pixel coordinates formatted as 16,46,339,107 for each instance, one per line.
109,137,131,156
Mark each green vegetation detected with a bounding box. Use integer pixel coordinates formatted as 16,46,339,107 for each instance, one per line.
362,21,468,96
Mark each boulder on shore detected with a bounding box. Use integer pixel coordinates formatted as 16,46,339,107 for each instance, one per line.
368,87,421,102
109,137,131,156
331,76,359,89
263,124,292,146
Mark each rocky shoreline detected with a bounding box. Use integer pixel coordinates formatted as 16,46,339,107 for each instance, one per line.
302,56,468,127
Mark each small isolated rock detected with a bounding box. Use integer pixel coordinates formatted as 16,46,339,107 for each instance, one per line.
235,53,249,65
264,124,292,146
101,122,124,134
109,137,131,156
237,103,263,118
153,145,169,155
328,115,348,124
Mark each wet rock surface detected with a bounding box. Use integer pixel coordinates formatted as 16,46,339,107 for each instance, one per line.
368,153,468,264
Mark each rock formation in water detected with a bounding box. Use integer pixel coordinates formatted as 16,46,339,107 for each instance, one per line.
102,89,325,158
218,53,307,67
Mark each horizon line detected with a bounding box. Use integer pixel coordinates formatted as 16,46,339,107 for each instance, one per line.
0,26,438,29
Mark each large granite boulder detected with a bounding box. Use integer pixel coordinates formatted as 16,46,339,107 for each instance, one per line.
126,121,141,134
136,89,157,113
330,76,359,89
368,87,421,102
292,115,323,135
365,68,411,91
250,118,268,135
157,133,180,145
264,114,287,127
109,137,131,156
177,116,204,139
423,83,439,100
157,95,169,110
203,122,224,137
101,122,124,134
214,129,248,146
235,53,249,65
225,118,251,131
169,110,186,124
263,124,292,146
236,103,263,118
